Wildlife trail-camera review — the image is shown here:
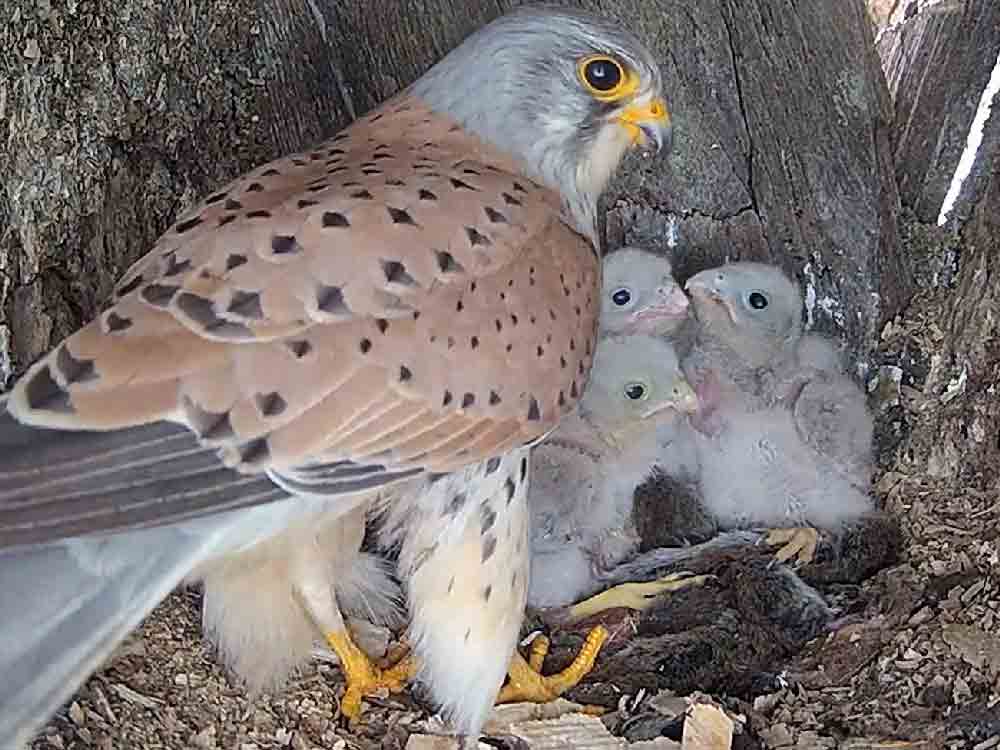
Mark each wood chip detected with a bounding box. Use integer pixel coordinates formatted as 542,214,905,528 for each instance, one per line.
191,726,217,749
681,704,733,750
760,722,795,747
68,701,86,727
509,712,625,750
648,691,689,719
484,699,592,732
404,736,492,750
110,683,163,709
942,624,1000,674
92,685,117,724
960,579,987,603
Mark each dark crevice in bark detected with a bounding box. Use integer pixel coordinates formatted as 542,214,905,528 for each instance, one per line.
719,3,761,226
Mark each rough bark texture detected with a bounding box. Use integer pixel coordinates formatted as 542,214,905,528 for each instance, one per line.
878,0,1000,225
1,0,908,392
899,152,1000,488
876,0,1000,487
918,160,1000,486
603,0,910,375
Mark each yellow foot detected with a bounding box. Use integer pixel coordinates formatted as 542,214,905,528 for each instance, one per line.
765,527,820,566
496,626,609,704
324,630,418,722
566,572,716,623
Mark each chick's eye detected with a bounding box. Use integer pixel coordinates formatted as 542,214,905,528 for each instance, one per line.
748,291,768,310
611,288,632,306
624,382,647,400
579,56,626,97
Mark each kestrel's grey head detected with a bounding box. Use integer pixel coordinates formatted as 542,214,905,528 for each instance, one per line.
411,6,671,239
579,333,699,445
601,247,689,335
685,262,804,361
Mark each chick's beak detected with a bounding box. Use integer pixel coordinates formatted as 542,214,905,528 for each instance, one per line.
634,286,689,324
642,380,700,420
685,273,738,324
616,96,672,153
683,275,716,299
685,274,729,307
673,381,701,415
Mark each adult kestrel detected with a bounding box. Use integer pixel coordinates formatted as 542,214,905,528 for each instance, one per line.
0,6,670,745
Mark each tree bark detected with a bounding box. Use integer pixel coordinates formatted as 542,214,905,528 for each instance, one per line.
603,0,911,372
875,0,1000,487
1,0,908,391
878,0,1000,225
918,158,1000,486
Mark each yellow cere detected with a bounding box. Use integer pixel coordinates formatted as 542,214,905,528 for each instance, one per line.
616,97,670,146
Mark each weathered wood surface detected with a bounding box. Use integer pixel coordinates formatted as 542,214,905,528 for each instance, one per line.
877,0,1000,225
899,148,1000,487
0,0,907,391
602,0,910,373
918,157,1000,486
874,0,1000,486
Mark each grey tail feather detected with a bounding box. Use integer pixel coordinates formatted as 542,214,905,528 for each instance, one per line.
0,400,287,548
268,462,425,497
0,399,425,548
598,530,764,586
0,526,222,748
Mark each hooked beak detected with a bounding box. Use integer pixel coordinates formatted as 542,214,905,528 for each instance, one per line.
683,275,719,300
632,286,690,327
685,274,736,324
616,96,673,153
642,380,700,419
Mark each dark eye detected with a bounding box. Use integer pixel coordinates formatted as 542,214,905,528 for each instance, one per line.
748,291,768,310
624,382,647,400
580,56,626,96
611,288,632,306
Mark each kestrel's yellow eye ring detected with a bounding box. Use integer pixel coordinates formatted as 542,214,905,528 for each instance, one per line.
578,55,635,100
